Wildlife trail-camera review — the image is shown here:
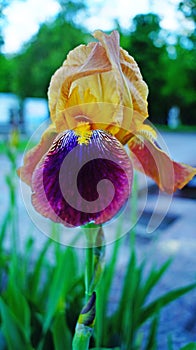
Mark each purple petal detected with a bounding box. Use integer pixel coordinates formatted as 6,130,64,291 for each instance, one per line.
32,130,133,227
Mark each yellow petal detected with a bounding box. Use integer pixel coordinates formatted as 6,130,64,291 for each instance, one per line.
93,31,149,140
48,42,111,130
55,85,97,131
120,48,148,121
65,71,123,129
93,30,133,110
48,30,150,141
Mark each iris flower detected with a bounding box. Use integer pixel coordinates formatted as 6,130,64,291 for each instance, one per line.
18,31,196,228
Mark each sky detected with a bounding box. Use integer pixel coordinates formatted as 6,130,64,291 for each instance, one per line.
2,0,188,54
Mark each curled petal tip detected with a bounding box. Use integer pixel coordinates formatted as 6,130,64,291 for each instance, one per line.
129,135,196,193
47,29,147,136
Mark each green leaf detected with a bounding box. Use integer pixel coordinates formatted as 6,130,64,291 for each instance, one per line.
91,348,120,349
140,283,196,326
29,238,52,301
4,283,31,339
180,344,196,350
95,220,124,348
117,249,143,346
42,247,78,333
144,313,159,350
0,298,34,350
52,312,72,350
0,211,11,248
139,259,172,306
103,217,124,298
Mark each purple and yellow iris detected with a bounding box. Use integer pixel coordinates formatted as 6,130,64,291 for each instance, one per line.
30,127,133,227
18,31,196,227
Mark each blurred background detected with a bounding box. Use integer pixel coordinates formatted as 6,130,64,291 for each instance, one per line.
0,0,195,133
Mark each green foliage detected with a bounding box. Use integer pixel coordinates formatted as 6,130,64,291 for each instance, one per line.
12,18,88,99
95,238,196,349
0,54,14,92
120,14,168,124
179,0,196,22
0,224,84,350
180,344,196,350
161,37,196,125
119,12,196,125
0,287,33,350
0,139,196,349
58,0,87,23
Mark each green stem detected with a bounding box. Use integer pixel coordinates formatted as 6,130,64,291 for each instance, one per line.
72,288,96,350
85,245,94,299
72,225,101,350
72,324,92,350
84,223,99,299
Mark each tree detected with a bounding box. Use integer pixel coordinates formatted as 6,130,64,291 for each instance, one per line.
121,14,168,124
177,0,196,124
179,0,196,22
0,54,14,92
12,18,88,99
119,12,196,125
57,0,87,23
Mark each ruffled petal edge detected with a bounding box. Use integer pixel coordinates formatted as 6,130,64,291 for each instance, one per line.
129,135,196,193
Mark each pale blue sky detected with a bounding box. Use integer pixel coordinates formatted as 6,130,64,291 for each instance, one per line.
2,0,190,54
